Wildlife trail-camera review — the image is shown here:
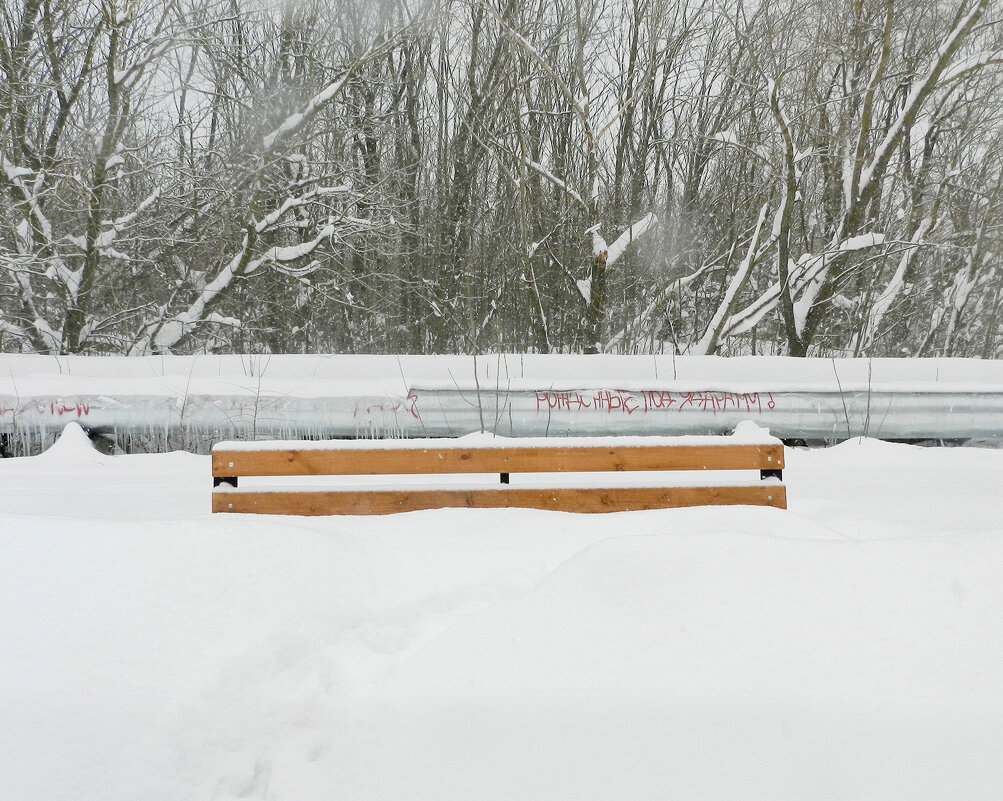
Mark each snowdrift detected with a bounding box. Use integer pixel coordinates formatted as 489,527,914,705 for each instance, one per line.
3,426,1003,799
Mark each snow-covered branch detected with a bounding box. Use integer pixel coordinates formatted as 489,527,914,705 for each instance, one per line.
605,213,658,267
260,37,394,154
579,214,657,306
722,232,888,339
692,203,770,355
65,188,162,258
524,160,589,210
858,219,933,351
262,76,352,153
0,153,81,301
856,0,989,209
0,315,28,341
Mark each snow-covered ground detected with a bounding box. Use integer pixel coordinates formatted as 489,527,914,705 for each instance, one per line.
3,424,1003,800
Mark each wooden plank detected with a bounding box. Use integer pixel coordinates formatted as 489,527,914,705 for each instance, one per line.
213,484,787,515
212,443,784,478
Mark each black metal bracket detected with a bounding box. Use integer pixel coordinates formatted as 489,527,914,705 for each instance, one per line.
214,476,238,488
760,469,783,481
500,473,510,484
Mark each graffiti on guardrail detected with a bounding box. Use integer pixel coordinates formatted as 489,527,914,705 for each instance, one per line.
352,393,420,420
533,390,776,416
0,400,91,418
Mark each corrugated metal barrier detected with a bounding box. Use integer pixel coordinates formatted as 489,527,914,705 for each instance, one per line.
2,354,1002,453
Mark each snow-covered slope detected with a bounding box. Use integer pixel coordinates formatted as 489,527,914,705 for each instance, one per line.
3,425,1003,800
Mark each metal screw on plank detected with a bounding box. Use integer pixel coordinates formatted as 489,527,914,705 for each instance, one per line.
228,503,233,509
229,461,234,467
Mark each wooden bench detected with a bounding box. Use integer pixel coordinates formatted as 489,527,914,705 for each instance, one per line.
211,436,786,515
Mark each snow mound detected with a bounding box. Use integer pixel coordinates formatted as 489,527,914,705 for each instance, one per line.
37,422,105,463
731,419,775,441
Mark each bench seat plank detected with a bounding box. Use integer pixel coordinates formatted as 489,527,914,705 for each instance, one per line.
212,443,784,478
213,483,787,515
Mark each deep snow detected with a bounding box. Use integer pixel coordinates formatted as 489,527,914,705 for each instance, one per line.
3,424,1003,800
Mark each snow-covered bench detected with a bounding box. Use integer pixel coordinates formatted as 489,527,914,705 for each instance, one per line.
211,432,786,515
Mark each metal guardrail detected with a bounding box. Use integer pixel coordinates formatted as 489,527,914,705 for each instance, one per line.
0,393,411,455
3,354,1003,453
407,387,1003,441
3,384,1003,455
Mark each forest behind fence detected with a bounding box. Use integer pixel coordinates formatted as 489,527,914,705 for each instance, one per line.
2,0,1002,358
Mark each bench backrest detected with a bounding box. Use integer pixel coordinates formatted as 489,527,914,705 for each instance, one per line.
212,442,783,478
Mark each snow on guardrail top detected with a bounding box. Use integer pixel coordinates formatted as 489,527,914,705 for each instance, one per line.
3,354,1003,397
